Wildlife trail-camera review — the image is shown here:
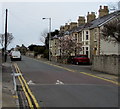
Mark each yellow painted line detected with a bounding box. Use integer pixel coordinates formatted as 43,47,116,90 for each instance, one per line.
26,57,120,86
13,95,18,99
38,60,120,86
79,72,119,86
14,63,41,109
46,62,75,72
14,63,34,109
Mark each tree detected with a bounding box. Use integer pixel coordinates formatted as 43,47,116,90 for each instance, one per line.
40,29,59,48
40,29,48,45
101,18,120,43
40,29,59,59
59,35,81,59
0,33,14,47
28,44,46,56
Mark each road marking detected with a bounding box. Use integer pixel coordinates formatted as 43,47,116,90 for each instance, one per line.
79,72,119,85
14,63,41,109
14,63,34,108
27,80,35,85
36,59,120,86
13,95,18,99
26,57,120,86
55,80,64,85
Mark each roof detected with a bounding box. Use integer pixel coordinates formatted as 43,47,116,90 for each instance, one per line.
71,10,120,32
55,10,120,38
86,10,120,29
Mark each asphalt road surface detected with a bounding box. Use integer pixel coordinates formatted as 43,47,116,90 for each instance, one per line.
0,53,2,108
14,56,119,108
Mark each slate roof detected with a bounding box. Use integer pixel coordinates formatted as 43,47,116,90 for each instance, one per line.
55,10,120,38
85,10,120,29
71,10,120,32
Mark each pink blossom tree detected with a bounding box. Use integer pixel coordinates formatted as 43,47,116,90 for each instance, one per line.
59,35,82,62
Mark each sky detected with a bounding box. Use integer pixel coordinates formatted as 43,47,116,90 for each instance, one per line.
0,0,119,49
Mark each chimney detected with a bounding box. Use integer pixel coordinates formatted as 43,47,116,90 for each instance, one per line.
69,22,77,30
64,23,70,31
99,5,109,17
60,26,65,32
87,12,96,23
78,16,85,26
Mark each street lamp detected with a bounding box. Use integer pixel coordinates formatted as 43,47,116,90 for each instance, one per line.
42,17,51,61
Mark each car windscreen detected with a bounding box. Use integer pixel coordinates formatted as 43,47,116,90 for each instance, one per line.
12,51,21,55
76,55,88,58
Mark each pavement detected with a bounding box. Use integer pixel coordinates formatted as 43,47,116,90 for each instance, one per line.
0,53,19,109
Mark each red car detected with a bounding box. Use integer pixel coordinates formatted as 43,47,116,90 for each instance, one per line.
72,55,90,65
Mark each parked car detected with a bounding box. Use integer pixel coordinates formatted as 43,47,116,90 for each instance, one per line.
72,55,90,65
10,51,22,61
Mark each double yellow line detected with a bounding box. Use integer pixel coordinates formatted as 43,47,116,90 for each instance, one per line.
14,63,41,109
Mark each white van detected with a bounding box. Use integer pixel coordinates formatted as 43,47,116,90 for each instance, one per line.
11,51,21,61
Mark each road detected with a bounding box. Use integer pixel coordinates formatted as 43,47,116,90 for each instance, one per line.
0,53,2,108
14,56,118,108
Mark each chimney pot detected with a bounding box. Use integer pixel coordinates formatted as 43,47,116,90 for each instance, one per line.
87,11,96,23
104,6,108,10
99,5,109,17
78,16,85,26
100,5,102,9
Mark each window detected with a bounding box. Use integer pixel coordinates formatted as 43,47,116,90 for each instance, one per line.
86,51,88,56
75,34,77,41
86,35,89,40
82,31,84,41
55,50,56,55
82,47,84,54
79,33,82,42
86,31,88,34
86,31,89,40
86,47,89,57
86,47,88,50
94,34,97,41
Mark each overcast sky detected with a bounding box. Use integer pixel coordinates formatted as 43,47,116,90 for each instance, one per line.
0,1,119,49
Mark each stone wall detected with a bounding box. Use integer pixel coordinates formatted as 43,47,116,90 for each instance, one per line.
92,55,120,75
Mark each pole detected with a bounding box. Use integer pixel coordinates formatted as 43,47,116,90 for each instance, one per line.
4,9,8,62
49,18,51,61
42,17,52,61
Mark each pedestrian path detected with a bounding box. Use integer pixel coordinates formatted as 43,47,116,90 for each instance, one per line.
0,53,18,108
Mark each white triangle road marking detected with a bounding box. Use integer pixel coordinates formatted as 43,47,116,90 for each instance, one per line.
55,80,64,85
27,80,35,85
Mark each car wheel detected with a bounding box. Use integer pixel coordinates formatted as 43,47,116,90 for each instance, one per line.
11,58,13,61
19,58,21,61
76,62,79,65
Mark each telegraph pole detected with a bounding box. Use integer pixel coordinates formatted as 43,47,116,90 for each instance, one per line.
4,9,8,62
49,18,51,61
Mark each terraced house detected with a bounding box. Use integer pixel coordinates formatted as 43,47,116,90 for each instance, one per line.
50,5,120,62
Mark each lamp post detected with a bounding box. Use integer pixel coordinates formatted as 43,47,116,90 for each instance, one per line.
42,18,51,61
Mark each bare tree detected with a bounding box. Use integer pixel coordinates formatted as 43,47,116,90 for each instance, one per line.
101,18,120,43
40,29,48,44
0,33,14,47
